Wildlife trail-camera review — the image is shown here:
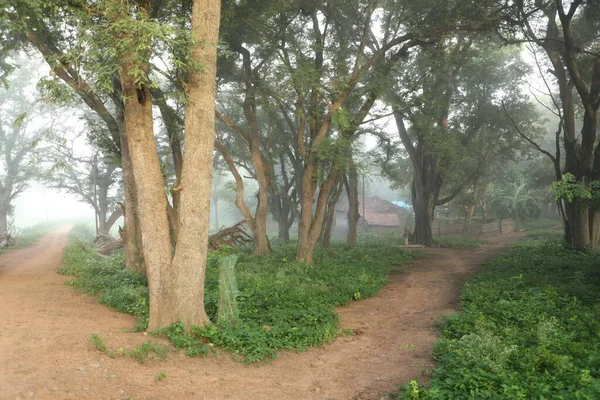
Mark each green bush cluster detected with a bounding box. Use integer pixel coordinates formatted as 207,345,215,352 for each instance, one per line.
435,236,487,250
398,232,600,399
61,225,419,363
60,239,149,330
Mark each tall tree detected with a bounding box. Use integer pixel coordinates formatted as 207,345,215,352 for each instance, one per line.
0,61,46,235
102,0,221,329
504,0,600,249
4,0,146,273
380,36,539,245
46,137,122,237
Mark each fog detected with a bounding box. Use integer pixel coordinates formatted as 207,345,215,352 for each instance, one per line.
12,183,97,229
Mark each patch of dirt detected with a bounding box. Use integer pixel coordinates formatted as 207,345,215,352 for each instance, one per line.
0,227,524,400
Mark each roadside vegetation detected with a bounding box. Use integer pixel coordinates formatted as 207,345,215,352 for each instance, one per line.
0,220,68,253
61,224,421,363
397,230,600,399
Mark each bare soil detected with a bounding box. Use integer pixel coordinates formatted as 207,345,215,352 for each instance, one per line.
0,226,524,400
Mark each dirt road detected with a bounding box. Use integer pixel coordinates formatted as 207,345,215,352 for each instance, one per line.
0,227,524,400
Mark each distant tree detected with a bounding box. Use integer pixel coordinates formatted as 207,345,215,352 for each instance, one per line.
45,134,122,237
379,36,539,246
0,61,46,236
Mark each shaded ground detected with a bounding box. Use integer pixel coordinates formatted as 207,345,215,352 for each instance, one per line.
0,227,524,400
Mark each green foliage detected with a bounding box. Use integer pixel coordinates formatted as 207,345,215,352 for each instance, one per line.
89,333,106,353
523,218,561,231
126,341,169,364
62,232,420,363
396,232,600,399
551,173,592,203
155,371,167,382
435,236,487,250
60,237,149,331
551,174,600,214
67,222,96,241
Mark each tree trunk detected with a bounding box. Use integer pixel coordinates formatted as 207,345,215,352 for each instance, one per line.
411,178,435,247
321,176,344,248
119,116,145,274
463,183,480,235
166,0,221,328
120,66,174,330
346,160,359,249
271,195,293,243
296,165,340,264
212,195,219,229
0,207,8,236
565,199,591,250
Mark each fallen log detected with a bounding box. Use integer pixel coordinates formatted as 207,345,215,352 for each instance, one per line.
209,220,253,251
97,240,123,256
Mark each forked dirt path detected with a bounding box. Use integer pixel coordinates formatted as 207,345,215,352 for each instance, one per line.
0,227,524,400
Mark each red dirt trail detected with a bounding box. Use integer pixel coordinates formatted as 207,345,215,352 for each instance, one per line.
0,226,524,400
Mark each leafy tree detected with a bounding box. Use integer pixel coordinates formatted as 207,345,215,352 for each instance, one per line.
502,0,600,249
379,36,540,245
45,135,122,237
0,59,47,236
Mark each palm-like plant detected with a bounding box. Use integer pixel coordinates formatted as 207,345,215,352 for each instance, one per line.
490,179,540,227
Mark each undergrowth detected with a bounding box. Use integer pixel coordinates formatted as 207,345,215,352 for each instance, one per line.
397,230,600,399
62,225,421,363
60,238,149,331
435,236,487,250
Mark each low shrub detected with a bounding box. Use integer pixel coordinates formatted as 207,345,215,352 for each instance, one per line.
60,236,149,331
397,232,600,399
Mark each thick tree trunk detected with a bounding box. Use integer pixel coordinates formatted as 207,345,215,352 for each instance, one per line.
271,195,293,243
166,0,221,328
411,179,435,247
296,165,340,264
565,200,591,250
98,208,122,236
346,161,359,249
120,68,174,331
119,117,146,274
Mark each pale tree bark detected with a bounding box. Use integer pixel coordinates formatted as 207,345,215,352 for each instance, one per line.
168,0,221,328
111,0,221,330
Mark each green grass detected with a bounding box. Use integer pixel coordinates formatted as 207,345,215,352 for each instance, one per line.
523,218,562,230
61,224,421,363
396,231,600,399
434,236,488,250
0,220,66,252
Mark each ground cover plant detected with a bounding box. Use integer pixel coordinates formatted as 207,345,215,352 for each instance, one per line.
0,220,68,253
61,225,421,363
397,230,600,399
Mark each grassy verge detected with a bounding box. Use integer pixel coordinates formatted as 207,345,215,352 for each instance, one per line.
397,230,600,399
0,220,68,253
523,218,562,230
61,225,422,363
434,236,488,250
